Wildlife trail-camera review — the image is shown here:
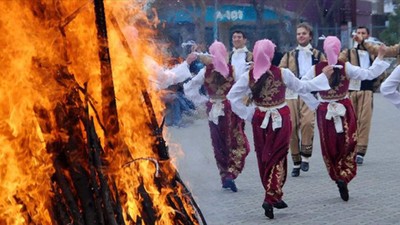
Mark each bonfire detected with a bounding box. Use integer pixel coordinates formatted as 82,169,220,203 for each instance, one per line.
0,0,205,224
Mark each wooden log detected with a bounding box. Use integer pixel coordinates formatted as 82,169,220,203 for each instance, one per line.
138,183,157,225
53,161,85,225
174,174,206,225
88,163,106,225
93,0,119,150
111,181,126,225
51,184,72,225
69,165,99,225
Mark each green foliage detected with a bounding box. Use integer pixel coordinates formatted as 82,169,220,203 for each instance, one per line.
380,4,400,45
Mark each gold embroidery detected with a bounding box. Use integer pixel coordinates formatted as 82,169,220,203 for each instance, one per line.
274,160,285,196
228,121,248,176
205,70,234,98
322,75,348,99
256,76,285,107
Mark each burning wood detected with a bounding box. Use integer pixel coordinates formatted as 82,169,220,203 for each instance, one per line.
0,0,205,224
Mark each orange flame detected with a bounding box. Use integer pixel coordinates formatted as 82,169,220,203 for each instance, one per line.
0,0,196,224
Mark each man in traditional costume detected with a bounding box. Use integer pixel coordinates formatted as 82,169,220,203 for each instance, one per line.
279,22,325,176
338,26,384,165
229,30,253,80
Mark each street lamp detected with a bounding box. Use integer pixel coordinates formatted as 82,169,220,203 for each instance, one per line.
214,0,219,40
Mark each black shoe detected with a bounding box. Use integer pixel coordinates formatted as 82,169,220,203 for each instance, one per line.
301,161,309,171
291,168,300,177
356,155,364,165
336,180,349,201
273,200,288,209
262,202,274,219
223,179,237,192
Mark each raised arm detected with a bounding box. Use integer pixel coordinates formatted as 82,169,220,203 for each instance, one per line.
226,72,255,121
282,68,331,93
381,65,400,109
345,45,390,80
354,34,400,58
183,68,208,106
338,49,349,62
298,65,327,110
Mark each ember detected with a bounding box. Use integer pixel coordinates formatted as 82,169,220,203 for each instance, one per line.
0,0,205,224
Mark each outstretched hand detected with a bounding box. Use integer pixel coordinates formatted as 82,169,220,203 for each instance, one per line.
377,44,387,60
186,52,198,65
322,65,334,79
353,34,363,44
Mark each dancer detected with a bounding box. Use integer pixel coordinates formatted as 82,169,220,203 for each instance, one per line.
279,22,325,176
381,65,400,108
229,30,253,80
227,39,331,219
300,36,389,202
339,26,383,165
184,41,250,192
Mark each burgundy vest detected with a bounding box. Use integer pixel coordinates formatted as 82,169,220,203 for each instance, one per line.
315,61,348,100
249,65,286,107
204,64,234,99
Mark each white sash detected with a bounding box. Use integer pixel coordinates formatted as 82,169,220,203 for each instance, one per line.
325,102,346,133
208,99,225,125
258,103,287,130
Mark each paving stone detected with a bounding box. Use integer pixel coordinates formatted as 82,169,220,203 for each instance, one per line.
168,94,400,225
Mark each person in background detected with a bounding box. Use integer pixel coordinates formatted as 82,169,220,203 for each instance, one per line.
184,41,250,193
227,39,331,219
300,36,389,202
229,30,253,80
338,26,384,165
279,22,325,177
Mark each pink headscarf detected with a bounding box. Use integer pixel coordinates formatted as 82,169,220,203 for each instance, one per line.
253,39,276,81
209,41,229,78
323,36,341,65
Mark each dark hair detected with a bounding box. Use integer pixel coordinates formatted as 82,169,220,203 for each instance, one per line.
296,22,313,38
251,71,272,97
232,30,247,39
356,26,370,35
330,68,341,89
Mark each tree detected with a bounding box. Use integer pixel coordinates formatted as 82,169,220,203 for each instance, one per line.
151,0,207,46
314,0,345,26
380,0,400,45
267,0,312,50
252,0,267,40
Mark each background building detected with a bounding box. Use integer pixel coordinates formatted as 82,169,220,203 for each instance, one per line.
152,0,393,57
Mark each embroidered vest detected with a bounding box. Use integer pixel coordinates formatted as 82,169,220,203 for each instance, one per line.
249,65,286,107
228,51,253,64
315,60,348,100
204,64,234,99
347,48,376,91
285,48,323,77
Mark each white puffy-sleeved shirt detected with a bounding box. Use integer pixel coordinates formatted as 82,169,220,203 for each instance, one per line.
300,58,390,110
226,68,331,121
381,65,400,109
231,47,251,81
348,48,371,91
285,45,314,99
144,55,192,90
183,68,209,106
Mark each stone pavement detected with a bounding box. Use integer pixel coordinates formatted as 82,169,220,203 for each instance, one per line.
167,93,400,225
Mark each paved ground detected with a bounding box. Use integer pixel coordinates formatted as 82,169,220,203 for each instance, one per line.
167,93,400,225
